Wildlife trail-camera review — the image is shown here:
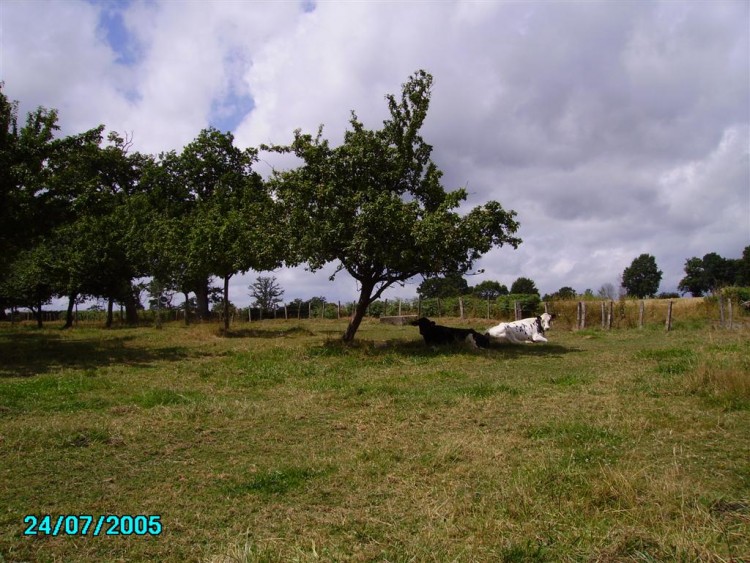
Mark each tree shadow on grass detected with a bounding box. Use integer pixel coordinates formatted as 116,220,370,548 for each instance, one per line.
312,338,580,359
0,331,194,378
223,326,316,339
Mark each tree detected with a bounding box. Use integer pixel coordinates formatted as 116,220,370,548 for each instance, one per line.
622,254,662,298
180,128,285,332
0,88,62,285
597,283,618,300
139,149,208,324
250,276,285,312
678,257,708,296
510,277,538,295
417,272,469,298
265,70,521,342
0,244,56,327
557,287,576,299
472,280,508,300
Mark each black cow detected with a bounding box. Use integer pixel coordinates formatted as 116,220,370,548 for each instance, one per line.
411,317,490,349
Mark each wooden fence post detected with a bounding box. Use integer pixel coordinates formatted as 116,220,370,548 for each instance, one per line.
608,301,614,330
459,297,464,320
638,300,645,329
487,297,491,320
418,298,422,318
719,295,725,327
728,298,733,329
666,300,673,332
601,301,606,329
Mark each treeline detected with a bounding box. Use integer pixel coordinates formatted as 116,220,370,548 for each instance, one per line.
0,71,522,341
1,84,282,330
678,250,750,297
414,248,750,307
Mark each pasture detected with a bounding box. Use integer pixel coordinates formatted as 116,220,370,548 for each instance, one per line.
0,318,748,562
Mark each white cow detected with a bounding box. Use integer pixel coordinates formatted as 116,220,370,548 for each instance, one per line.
486,313,555,344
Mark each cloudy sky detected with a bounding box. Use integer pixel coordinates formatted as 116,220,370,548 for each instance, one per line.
2,0,748,307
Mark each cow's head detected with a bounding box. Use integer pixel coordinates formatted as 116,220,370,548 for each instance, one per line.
411,317,435,332
538,313,555,331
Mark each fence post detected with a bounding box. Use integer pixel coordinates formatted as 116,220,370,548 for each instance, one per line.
437,298,441,318
487,297,491,320
576,302,582,330
398,299,402,316
459,297,464,320
638,300,645,329
719,295,725,327
666,300,673,332
601,301,606,329
608,301,614,329
728,298,733,329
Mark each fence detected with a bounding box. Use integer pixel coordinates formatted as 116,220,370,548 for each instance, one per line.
545,296,747,331
4,295,747,330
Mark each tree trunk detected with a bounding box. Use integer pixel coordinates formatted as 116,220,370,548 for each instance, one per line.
223,275,231,333
63,293,77,329
183,291,190,326
342,281,375,343
35,299,44,328
106,297,114,328
194,280,211,321
123,285,139,325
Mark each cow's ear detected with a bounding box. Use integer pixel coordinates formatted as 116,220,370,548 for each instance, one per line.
550,314,557,319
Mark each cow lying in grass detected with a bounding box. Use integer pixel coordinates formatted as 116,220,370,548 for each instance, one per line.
412,317,490,349
486,313,555,344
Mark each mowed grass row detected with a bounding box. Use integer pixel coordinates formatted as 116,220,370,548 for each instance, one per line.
0,320,748,562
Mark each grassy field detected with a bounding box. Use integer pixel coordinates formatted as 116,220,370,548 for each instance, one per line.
0,318,748,562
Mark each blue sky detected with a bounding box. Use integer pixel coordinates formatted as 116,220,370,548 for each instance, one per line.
2,0,748,307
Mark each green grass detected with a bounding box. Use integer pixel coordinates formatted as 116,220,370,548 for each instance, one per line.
0,318,748,562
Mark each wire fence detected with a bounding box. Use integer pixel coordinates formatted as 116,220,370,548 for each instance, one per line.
4,295,748,331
